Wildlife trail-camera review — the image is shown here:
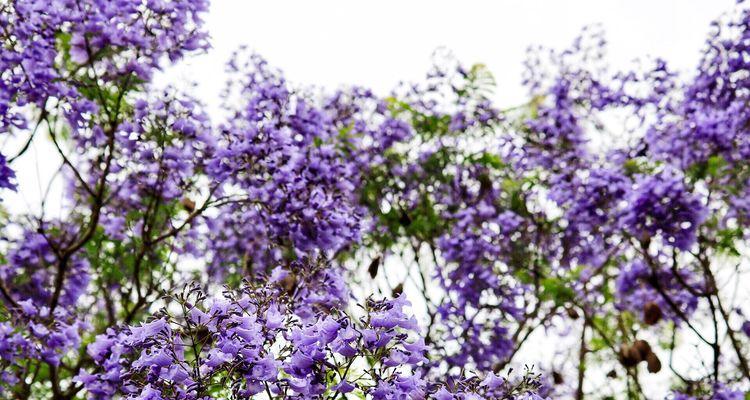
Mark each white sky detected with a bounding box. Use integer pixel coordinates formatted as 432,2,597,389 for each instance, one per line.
161,0,735,116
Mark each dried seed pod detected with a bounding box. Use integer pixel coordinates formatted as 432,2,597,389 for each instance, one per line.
552,370,564,384
181,197,196,212
632,339,652,361
646,352,662,373
492,363,503,374
644,302,663,325
368,256,381,278
392,283,404,297
628,345,645,363
194,326,212,343
619,345,639,367
242,253,253,274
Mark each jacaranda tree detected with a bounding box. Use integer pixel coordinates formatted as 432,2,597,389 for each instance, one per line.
2,1,750,399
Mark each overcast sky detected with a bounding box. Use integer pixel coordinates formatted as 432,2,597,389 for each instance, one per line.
160,0,735,116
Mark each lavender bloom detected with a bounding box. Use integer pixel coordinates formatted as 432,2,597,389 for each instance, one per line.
79,275,428,399
620,168,707,250
0,153,16,192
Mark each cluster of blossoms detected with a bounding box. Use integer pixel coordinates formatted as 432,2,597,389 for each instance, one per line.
434,166,528,371
546,167,628,267
620,168,707,250
77,258,546,400
0,227,91,392
0,0,208,132
0,305,88,391
77,261,428,399
0,154,15,192
671,385,745,400
203,53,368,274
0,227,90,312
194,51,421,280
615,259,700,324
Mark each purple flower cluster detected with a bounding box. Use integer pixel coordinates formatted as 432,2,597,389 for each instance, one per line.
620,169,707,251
436,194,527,370
79,268,428,400
0,0,208,129
671,384,745,400
645,5,750,171
0,309,88,392
615,259,700,324
197,52,423,279
0,228,90,312
203,54,378,275
0,227,92,390
547,167,629,267
0,153,16,193
432,371,550,400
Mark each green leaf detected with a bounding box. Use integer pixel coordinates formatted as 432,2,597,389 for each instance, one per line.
540,276,575,305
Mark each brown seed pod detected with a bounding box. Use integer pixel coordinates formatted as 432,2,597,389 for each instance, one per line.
646,352,662,373
492,363,503,374
392,283,404,297
189,325,214,347
552,370,564,385
242,253,254,274
628,345,645,363
368,256,381,279
181,197,196,212
632,339,652,361
619,345,639,367
644,302,663,325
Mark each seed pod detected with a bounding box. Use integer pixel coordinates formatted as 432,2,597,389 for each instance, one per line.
566,307,580,320
644,302,663,325
478,174,492,196
368,256,381,278
552,370,564,384
181,197,196,212
646,352,662,373
242,253,254,274
392,283,404,297
619,345,639,367
632,339,652,361
628,345,644,363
